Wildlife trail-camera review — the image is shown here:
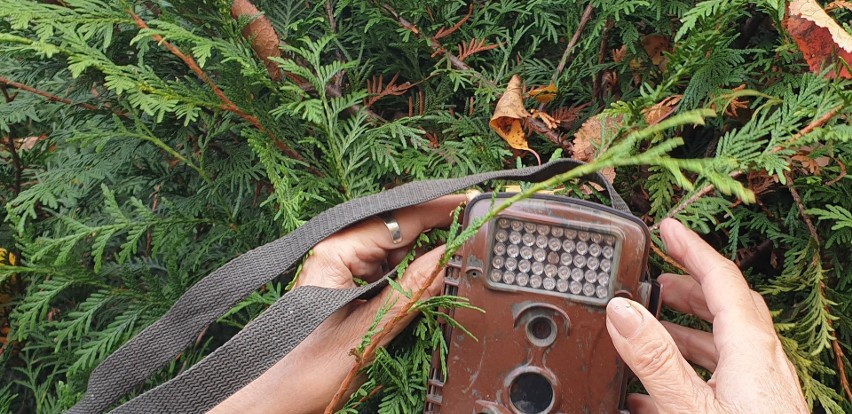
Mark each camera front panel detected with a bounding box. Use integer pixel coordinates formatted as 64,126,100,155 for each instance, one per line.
425,193,651,414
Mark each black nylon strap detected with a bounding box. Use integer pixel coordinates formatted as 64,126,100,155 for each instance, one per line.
69,159,628,413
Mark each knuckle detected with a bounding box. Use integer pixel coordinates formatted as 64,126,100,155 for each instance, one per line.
632,337,680,376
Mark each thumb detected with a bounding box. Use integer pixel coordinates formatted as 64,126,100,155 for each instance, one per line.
606,298,713,413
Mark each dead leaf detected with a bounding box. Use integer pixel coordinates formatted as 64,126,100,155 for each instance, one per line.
611,45,627,64
490,75,540,163
527,83,558,103
573,114,622,184
785,0,852,79
642,34,670,68
15,134,47,150
231,0,283,80
643,95,682,125
826,0,852,12
551,103,588,129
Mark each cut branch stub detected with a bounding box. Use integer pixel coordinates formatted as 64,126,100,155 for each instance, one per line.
231,0,283,80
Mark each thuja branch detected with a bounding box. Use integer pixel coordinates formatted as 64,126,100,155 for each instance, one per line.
381,4,565,150
128,10,322,176
0,75,110,114
650,104,845,232
784,171,852,403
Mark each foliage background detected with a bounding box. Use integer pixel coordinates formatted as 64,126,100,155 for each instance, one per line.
0,0,850,412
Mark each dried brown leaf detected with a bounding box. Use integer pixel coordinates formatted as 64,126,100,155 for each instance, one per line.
784,0,852,79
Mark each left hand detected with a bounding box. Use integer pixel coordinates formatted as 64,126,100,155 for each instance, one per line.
210,195,467,414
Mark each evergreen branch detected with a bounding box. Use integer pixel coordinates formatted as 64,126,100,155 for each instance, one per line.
379,4,563,151
128,10,322,176
650,105,845,232
4,135,22,195
552,2,594,83
785,171,852,403
0,75,111,114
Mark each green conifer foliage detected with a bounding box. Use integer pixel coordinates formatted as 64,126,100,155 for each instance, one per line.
0,0,850,412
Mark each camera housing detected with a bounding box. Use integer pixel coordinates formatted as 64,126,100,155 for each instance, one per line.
424,193,659,414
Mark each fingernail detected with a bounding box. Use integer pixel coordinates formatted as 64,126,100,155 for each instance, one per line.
608,298,644,338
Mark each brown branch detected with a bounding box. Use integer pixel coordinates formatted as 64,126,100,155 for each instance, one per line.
650,241,688,274
785,170,852,402
325,263,446,413
0,76,104,113
325,0,338,33
129,10,322,176
553,3,594,83
433,4,474,40
650,105,844,232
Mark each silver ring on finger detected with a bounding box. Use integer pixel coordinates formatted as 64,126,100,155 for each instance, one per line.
379,212,403,244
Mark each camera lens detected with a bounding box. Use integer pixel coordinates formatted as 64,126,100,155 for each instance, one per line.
527,316,553,340
509,373,554,414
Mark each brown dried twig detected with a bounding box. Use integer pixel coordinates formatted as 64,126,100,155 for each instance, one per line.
433,4,474,40
0,76,111,114
456,38,499,62
553,3,594,82
129,10,322,176
650,105,844,232
365,74,414,107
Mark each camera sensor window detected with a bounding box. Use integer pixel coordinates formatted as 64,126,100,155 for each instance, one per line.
488,217,617,302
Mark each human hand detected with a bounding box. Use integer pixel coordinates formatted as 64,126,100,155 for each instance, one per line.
210,195,467,414
605,218,808,413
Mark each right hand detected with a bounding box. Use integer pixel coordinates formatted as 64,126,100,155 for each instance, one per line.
605,218,809,413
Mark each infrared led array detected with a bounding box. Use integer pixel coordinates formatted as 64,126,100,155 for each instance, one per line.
487,217,617,300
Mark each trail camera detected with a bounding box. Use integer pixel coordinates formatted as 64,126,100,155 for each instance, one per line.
424,193,660,414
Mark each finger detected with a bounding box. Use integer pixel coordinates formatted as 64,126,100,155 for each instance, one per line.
308,195,465,281
606,298,713,413
658,274,712,322
352,246,446,347
662,322,718,372
659,219,776,351
626,394,659,414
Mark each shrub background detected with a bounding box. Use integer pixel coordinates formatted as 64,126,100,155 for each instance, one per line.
0,0,850,412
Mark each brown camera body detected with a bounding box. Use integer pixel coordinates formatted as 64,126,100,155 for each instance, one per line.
424,193,657,414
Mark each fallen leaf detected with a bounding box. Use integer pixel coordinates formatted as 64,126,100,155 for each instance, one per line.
784,0,852,79
573,114,622,184
527,83,558,103
641,34,670,68
490,75,540,163
643,95,682,125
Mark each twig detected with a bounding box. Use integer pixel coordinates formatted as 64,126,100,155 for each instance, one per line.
324,263,446,412
650,242,688,274
552,3,594,83
650,105,844,232
0,76,106,113
833,326,852,402
128,10,322,176
591,18,613,101
325,0,337,33
433,4,474,40
784,171,820,245
785,170,852,402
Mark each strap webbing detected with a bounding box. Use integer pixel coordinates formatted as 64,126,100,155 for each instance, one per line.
69,159,628,413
